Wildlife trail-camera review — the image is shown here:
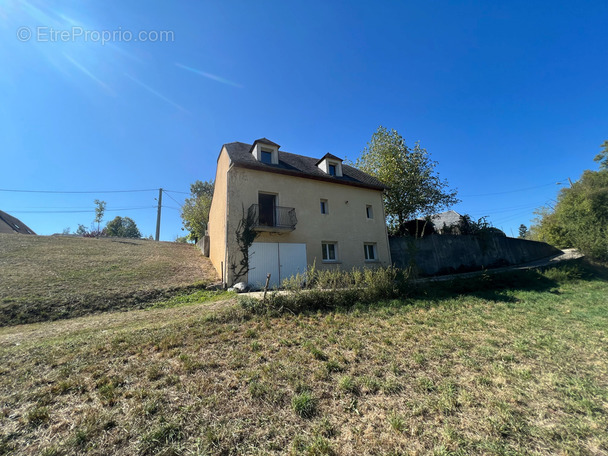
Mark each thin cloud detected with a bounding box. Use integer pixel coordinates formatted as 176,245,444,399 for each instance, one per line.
124,73,188,113
63,53,115,95
175,63,243,88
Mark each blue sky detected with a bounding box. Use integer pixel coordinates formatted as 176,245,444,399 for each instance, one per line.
1,0,607,240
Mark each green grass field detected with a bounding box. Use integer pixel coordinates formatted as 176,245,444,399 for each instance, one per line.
0,245,606,455
0,234,219,326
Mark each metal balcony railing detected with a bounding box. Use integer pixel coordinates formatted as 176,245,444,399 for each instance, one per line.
248,204,297,231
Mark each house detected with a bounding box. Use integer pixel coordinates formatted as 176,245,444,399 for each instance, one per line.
0,210,36,235
207,138,391,288
399,210,463,237
427,210,463,233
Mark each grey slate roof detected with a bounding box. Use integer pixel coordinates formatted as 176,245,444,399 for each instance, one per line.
315,152,343,165
0,210,36,235
250,138,281,151
224,142,386,191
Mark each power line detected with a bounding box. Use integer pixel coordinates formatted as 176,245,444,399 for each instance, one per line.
7,206,156,214
164,189,190,195
163,191,183,207
468,201,547,216
460,180,567,198
491,208,544,225
0,188,158,194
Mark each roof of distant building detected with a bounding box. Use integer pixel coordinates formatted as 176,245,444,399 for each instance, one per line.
0,210,36,235
423,210,463,228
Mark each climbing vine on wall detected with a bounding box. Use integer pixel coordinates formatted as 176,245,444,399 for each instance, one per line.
229,205,259,283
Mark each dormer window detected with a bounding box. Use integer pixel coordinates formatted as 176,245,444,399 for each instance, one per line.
316,153,343,177
250,138,280,165
261,150,273,164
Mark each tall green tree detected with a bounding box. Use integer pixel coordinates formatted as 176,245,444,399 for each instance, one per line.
518,224,529,239
594,140,608,170
106,216,142,238
180,180,214,242
93,199,106,234
354,126,459,234
531,141,608,261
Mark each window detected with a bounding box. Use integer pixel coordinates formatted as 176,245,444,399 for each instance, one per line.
364,243,377,261
328,164,337,176
366,205,373,219
261,150,273,164
320,199,328,214
322,242,337,261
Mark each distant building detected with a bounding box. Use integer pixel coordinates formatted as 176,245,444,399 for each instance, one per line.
0,210,36,235
427,210,463,233
399,210,463,237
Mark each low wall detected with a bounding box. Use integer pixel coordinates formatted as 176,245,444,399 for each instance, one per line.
390,234,562,276
196,235,210,257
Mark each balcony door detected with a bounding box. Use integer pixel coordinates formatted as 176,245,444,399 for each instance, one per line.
258,193,276,227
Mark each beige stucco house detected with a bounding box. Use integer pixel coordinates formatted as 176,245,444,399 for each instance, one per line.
207,138,391,288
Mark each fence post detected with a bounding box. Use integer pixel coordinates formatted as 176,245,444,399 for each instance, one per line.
263,273,271,302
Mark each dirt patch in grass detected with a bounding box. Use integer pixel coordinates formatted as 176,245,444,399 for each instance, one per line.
0,263,607,455
0,234,219,326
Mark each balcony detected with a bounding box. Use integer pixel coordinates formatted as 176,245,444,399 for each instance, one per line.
248,204,297,232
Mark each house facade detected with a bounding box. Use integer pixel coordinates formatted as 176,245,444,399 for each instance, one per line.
207,138,391,288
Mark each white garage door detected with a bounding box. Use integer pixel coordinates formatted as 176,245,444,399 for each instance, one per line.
248,243,307,289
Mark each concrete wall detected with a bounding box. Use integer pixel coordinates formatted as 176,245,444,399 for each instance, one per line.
390,234,562,276
196,235,210,257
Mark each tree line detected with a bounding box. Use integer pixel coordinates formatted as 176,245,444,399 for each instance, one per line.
66,199,143,239
527,141,608,261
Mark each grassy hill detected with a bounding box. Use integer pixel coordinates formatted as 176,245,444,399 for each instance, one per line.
0,234,219,326
0,255,607,455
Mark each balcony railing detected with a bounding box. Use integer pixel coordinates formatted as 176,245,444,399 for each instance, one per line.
248,204,297,231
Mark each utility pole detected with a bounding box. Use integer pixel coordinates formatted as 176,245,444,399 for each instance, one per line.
567,177,573,188
155,188,163,241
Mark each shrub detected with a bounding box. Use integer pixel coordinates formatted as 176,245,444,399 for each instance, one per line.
542,264,583,282
240,265,410,315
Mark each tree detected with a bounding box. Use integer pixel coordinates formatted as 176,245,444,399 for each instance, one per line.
181,180,214,242
531,145,608,261
594,140,608,170
106,216,142,238
518,224,529,239
354,126,459,234
94,199,106,234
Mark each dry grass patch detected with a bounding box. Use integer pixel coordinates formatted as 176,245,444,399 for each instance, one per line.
0,234,218,326
0,262,607,454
